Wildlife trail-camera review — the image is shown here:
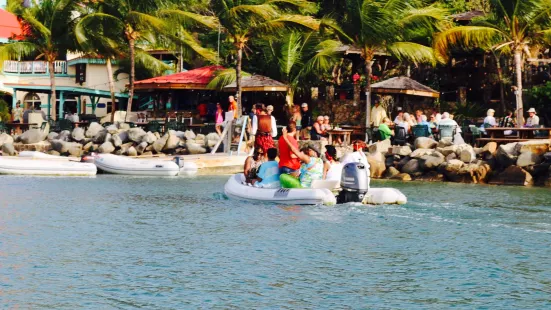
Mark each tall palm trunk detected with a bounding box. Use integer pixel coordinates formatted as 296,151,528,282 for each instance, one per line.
107,58,117,122
365,60,374,130
513,50,523,128
48,59,57,121
126,38,136,120
235,46,243,117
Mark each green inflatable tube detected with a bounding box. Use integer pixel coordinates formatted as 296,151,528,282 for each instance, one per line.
280,174,302,188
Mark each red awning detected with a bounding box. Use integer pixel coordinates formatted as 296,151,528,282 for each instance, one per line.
134,65,225,90
0,9,23,40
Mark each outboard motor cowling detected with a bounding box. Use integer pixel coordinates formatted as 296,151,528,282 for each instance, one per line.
337,162,370,203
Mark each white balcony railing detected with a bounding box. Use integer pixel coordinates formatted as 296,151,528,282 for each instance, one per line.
3,60,68,75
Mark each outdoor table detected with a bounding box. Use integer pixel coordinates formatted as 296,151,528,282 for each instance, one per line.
6,122,38,133
327,129,353,146
187,124,206,133
485,127,551,139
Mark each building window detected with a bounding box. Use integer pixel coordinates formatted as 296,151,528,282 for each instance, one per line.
23,93,41,110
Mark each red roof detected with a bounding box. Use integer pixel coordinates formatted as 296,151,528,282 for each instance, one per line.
0,9,23,40
134,65,225,89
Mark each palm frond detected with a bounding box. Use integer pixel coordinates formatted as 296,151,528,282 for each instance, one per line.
300,39,342,78
265,0,318,14
127,11,167,33
206,68,251,90
21,10,51,40
175,29,218,62
260,14,320,33
159,9,219,29
387,42,437,66
228,4,279,21
433,26,503,61
0,42,39,62
134,50,171,77
278,32,302,77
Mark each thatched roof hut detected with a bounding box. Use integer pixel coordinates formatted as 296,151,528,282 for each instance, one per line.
371,76,440,98
223,75,288,92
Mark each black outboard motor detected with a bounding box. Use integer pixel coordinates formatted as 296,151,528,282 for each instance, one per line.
337,162,370,203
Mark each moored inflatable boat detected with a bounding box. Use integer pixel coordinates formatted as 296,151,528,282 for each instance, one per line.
0,157,97,176
224,173,337,205
93,154,180,176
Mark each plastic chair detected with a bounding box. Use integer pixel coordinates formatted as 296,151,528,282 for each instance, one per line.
58,119,74,131
146,120,162,133
438,125,456,141
393,127,407,146
470,126,481,145
0,121,7,134
165,120,179,132
412,125,430,138
535,125,549,138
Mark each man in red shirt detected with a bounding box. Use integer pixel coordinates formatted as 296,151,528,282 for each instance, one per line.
278,121,301,174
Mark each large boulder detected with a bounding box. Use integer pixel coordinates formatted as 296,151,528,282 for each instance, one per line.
482,142,498,155
438,139,454,148
515,140,551,156
369,139,391,154
436,145,458,156
85,122,103,138
127,146,138,157
1,143,16,156
51,140,83,157
184,130,196,140
92,129,108,144
19,129,46,144
416,171,445,182
163,131,181,151
186,142,207,154
367,153,386,178
153,134,169,153
47,132,59,141
490,166,533,186
71,127,86,142
496,142,519,167
410,148,435,158
517,152,542,167
419,152,445,171
0,133,14,147
83,141,94,152
414,137,437,149
105,125,118,134
388,145,412,156
136,141,148,155
460,147,477,163
56,130,71,142
401,158,421,175
119,142,134,154
391,173,412,181
128,127,147,143
384,166,400,179
98,141,115,154
117,131,129,144
141,131,157,144
206,133,221,148
111,134,123,147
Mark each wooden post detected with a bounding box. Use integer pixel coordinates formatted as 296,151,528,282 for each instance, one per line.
224,120,233,154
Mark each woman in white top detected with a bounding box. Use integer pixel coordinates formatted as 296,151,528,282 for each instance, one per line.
323,145,342,181
481,109,497,133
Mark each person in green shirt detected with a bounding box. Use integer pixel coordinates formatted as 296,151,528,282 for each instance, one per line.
378,117,394,140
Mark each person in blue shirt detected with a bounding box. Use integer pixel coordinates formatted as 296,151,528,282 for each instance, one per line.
252,148,281,188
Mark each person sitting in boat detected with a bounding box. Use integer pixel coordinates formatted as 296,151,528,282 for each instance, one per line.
251,148,281,188
279,127,324,188
278,121,301,175
323,145,342,181
244,147,265,183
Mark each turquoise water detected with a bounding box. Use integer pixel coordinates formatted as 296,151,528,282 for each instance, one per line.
1,176,551,309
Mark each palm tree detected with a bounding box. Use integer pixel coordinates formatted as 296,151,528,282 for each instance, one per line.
211,0,320,115
0,0,78,121
76,0,217,117
434,0,551,127
259,31,342,107
334,0,447,128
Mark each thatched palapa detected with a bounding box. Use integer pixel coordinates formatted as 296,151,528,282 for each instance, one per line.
371,76,440,98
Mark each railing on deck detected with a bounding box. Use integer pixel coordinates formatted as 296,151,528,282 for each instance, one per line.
3,60,68,74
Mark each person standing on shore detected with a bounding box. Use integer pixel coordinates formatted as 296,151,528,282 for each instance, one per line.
228,95,239,118
215,103,224,136
370,100,387,128
300,103,313,140
251,104,277,153
291,104,302,132
12,101,23,123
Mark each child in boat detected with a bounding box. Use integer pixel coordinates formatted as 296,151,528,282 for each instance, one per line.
279,127,324,188
244,148,264,183
252,148,281,188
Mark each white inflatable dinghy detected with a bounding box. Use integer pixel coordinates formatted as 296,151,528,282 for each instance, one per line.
93,154,180,176
0,157,97,176
18,151,79,161
224,174,337,205
173,156,199,176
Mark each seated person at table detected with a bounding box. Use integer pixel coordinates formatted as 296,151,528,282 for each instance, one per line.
279,128,323,188
437,112,461,132
525,108,540,127
480,109,497,134
251,148,281,188
378,117,394,141
499,110,516,135
311,116,328,140
278,121,301,175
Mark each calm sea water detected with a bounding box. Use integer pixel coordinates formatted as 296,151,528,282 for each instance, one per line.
1,175,550,309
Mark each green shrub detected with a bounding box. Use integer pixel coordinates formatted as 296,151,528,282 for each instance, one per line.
0,99,11,122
